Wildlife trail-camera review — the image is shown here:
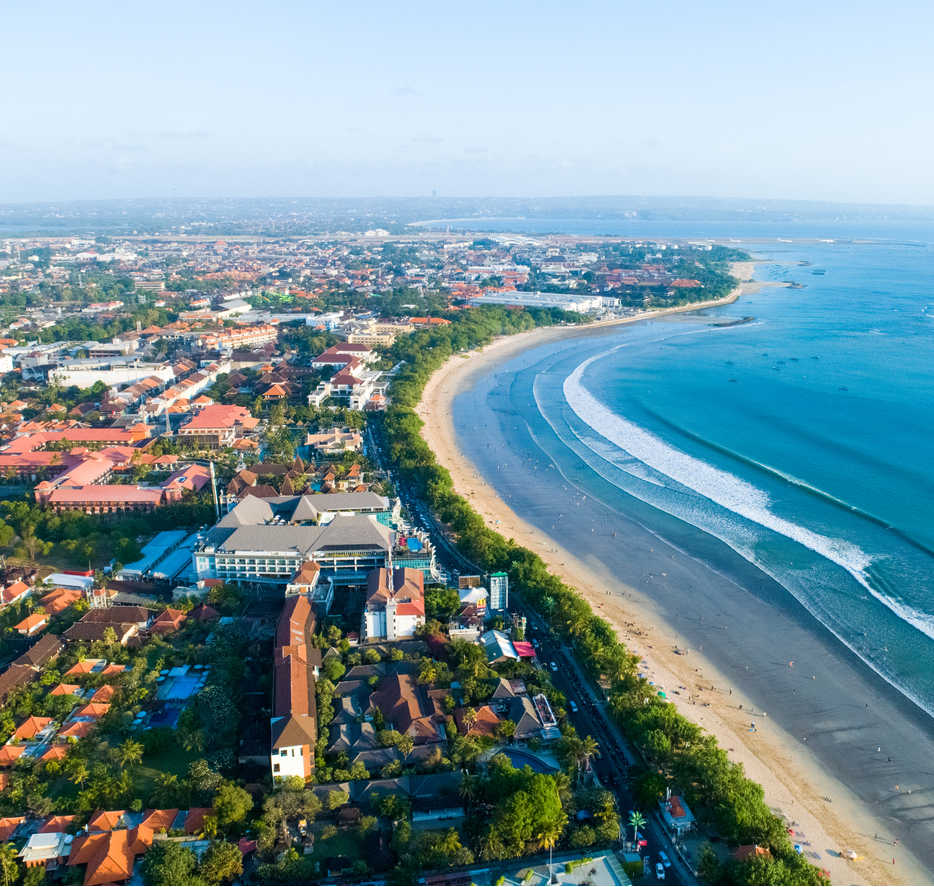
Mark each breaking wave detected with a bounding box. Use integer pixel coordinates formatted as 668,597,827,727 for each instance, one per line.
564,351,874,580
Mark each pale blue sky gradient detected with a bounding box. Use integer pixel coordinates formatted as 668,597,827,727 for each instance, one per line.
2,0,933,203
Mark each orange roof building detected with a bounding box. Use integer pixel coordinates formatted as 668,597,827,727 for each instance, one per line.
454,704,501,738
0,816,25,841
41,586,82,614
87,810,128,832
178,404,258,447
12,715,54,741
65,659,102,677
39,814,75,833
88,685,115,704
262,383,287,400
41,745,68,762
271,596,319,782
68,828,145,886
0,746,25,766
14,613,48,636
59,722,95,740
151,608,187,635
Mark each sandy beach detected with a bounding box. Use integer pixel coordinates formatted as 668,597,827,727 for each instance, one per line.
415,264,930,885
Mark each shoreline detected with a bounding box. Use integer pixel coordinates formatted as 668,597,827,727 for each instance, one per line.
415,265,929,885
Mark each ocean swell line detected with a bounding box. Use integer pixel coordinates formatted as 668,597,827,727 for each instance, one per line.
563,351,875,582
637,404,934,562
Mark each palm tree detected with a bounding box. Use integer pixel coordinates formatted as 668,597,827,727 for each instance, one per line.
497,719,517,744
397,734,414,762
66,758,90,788
628,810,647,847
0,842,19,887
535,824,563,884
579,735,600,773
117,739,144,769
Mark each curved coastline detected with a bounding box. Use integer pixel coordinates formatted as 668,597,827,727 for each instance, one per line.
415,271,932,885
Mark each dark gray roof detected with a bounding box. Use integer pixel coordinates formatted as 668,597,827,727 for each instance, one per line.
217,495,274,527
290,492,389,522
215,515,391,556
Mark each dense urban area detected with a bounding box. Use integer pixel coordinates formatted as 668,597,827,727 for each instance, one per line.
0,224,825,886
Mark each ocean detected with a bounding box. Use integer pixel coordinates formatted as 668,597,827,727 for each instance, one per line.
450,223,934,721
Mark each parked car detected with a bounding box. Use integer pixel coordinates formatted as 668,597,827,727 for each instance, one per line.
550,661,558,672
659,850,671,869
568,699,578,713
656,862,666,880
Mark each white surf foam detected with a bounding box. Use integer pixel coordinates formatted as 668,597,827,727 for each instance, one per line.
564,351,876,586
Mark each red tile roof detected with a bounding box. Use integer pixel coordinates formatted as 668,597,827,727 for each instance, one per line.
12,715,53,740
0,746,25,766
0,816,24,841
180,404,257,431
89,685,115,704
366,567,424,617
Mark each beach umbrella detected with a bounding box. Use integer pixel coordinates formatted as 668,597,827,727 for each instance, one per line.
657,691,667,698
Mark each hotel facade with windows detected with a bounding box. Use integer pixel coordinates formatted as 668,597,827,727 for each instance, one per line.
193,493,398,586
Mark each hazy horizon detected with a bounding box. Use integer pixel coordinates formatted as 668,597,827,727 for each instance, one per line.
5,0,934,205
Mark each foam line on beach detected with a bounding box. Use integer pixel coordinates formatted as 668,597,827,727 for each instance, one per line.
639,402,934,561
565,349,875,580
535,360,934,722
563,345,934,674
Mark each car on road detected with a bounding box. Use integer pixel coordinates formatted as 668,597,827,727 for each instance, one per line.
655,862,665,880
550,661,558,672
568,699,578,713
659,850,671,869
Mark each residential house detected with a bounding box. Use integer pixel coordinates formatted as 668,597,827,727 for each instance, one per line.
368,673,445,745
480,629,518,663
14,612,48,636
454,704,501,738
150,608,187,635
0,579,33,608
0,634,63,704
63,607,152,645
20,832,74,870
362,567,425,642
40,586,82,614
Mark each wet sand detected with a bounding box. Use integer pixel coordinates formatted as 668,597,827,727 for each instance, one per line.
416,270,933,885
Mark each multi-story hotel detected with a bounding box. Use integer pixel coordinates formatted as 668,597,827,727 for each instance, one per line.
192,493,397,586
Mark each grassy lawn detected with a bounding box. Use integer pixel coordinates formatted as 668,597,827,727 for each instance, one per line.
309,826,364,862
133,746,202,798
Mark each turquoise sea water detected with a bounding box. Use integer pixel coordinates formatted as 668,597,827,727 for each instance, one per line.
450,222,934,717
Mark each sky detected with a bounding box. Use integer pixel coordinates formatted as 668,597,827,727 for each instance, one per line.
2,0,934,204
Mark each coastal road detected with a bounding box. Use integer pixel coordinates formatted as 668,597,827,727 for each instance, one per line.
521,595,697,886
367,421,695,884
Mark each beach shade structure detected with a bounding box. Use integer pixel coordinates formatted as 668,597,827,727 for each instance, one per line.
657,691,667,698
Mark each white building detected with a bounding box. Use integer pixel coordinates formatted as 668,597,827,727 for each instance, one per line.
362,566,425,641
469,290,604,313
